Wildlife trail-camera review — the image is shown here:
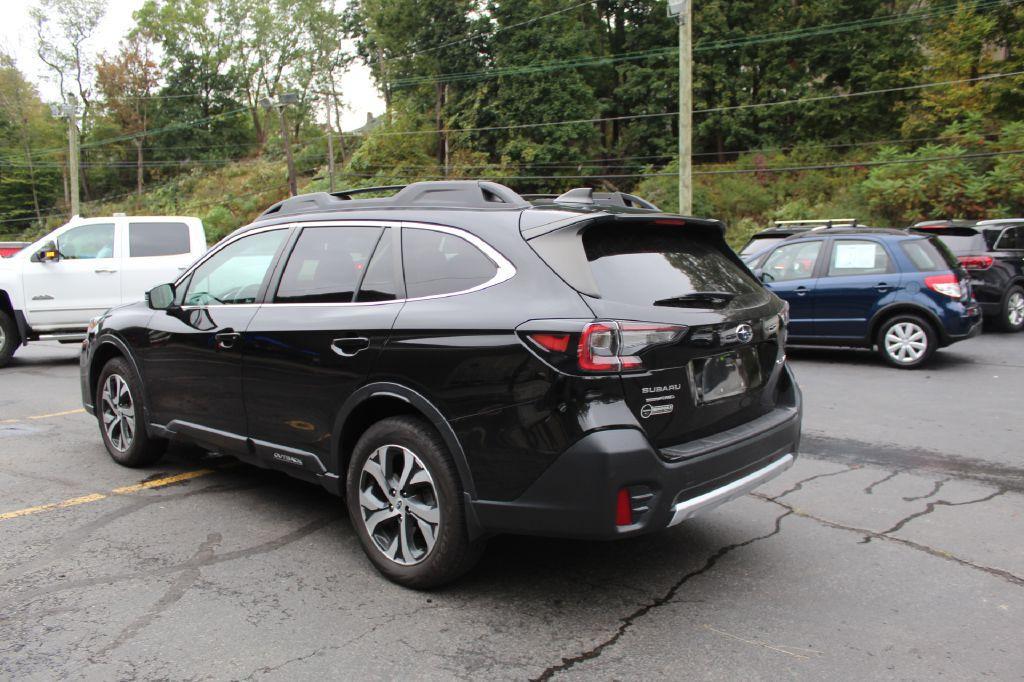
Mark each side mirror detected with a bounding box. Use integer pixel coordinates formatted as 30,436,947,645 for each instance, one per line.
147,283,176,310
32,242,59,263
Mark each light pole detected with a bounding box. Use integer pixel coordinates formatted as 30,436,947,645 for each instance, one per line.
667,0,692,215
261,92,300,196
50,94,81,217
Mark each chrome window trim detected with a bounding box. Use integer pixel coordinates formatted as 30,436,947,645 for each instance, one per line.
174,219,516,309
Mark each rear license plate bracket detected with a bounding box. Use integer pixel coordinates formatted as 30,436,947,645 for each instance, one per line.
691,347,763,404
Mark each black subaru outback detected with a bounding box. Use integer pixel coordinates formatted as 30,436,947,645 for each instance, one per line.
80,181,801,588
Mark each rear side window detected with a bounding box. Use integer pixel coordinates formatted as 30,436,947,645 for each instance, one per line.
129,222,191,257
276,226,383,304
827,240,891,276
901,238,958,272
581,223,766,307
403,229,497,298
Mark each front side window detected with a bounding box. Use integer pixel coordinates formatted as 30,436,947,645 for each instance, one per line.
130,222,191,257
827,240,891,277
403,229,497,298
276,226,384,304
762,241,822,282
57,223,115,260
184,230,287,305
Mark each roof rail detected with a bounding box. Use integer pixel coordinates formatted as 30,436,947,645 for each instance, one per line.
550,187,661,211
774,218,858,229
258,180,531,219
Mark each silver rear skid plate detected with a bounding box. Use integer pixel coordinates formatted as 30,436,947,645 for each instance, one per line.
667,453,795,527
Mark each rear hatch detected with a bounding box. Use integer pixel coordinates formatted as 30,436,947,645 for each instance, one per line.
525,214,788,449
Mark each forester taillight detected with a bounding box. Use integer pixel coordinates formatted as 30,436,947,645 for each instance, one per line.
579,321,687,373
925,273,963,299
958,255,993,270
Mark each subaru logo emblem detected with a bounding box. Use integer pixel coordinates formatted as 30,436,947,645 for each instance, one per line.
736,324,754,344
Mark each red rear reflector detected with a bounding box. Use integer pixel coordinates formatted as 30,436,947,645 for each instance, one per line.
615,488,633,526
529,333,570,353
958,255,993,270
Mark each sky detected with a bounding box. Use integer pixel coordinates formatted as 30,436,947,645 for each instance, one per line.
0,0,386,132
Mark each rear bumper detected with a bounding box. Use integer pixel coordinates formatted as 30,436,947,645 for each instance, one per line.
470,366,801,540
943,303,983,344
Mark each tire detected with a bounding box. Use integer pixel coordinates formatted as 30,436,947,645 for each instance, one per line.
0,309,20,368
998,285,1024,333
876,314,936,369
345,415,484,589
95,357,167,467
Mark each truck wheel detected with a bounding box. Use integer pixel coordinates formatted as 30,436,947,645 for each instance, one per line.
999,286,1024,333
96,357,167,467
345,415,484,589
0,309,19,368
876,315,935,369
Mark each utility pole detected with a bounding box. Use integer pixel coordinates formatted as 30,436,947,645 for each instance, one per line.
51,95,81,217
668,0,692,215
262,92,300,196
326,127,336,192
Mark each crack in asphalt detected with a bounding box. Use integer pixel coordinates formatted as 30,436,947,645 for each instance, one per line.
529,511,793,681
92,533,223,660
863,470,899,495
874,489,1007,539
754,494,1024,587
902,478,947,502
0,516,338,612
769,465,860,500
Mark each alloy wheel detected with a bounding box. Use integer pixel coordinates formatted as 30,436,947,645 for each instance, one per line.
101,374,135,452
1008,291,1024,328
0,323,5,353
884,321,927,364
358,444,440,566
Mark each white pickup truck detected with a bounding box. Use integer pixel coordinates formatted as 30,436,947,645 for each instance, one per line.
0,215,206,367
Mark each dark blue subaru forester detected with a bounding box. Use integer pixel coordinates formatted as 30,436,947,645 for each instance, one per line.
744,227,981,368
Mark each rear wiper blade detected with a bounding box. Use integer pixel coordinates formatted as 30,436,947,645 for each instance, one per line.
653,291,737,308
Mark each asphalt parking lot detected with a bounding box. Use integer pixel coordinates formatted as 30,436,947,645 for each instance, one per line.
2,335,1022,680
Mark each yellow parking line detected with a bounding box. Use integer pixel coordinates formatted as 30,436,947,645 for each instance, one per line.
0,493,108,520
1,408,86,424
0,469,217,521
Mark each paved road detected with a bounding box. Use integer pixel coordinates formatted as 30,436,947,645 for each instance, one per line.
1,335,1022,680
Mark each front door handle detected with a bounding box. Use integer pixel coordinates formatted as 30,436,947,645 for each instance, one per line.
876,282,890,292
215,330,241,350
794,286,808,296
332,336,370,357
94,268,118,274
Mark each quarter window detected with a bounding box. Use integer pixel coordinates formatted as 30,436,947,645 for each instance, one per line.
276,226,383,304
827,240,891,276
762,241,822,282
130,222,191,257
997,227,1023,250
57,223,115,260
403,229,497,298
184,230,287,305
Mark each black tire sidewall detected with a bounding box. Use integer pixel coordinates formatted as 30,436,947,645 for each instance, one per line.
877,315,935,369
96,357,165,467
1000,286,1024,333
0,309,18,366
345,416,478,589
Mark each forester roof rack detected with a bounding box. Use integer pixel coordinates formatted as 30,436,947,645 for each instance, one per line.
773,218,858,229
547,187,661,211
258,180,531,218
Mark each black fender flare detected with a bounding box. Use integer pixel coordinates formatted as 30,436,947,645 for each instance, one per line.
330,382,477,499
868,303,948,345
91,333,152,423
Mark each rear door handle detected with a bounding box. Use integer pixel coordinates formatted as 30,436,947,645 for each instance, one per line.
332,337,369,357
94,268,118,274
876,282,890,292
215,330,241,350
794,286,808,296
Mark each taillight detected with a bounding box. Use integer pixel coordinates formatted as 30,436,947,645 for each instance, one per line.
578,321,687,373
925,273,962,299
958,255,993,270
529,333,570,353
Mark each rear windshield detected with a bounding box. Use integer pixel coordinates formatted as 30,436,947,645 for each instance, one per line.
901,237,959,272
739,236,785,256
582,223,767,308
916,229,986,256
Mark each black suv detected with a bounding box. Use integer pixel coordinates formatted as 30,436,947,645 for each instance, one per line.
80,182,801,588
912,220,1024,332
